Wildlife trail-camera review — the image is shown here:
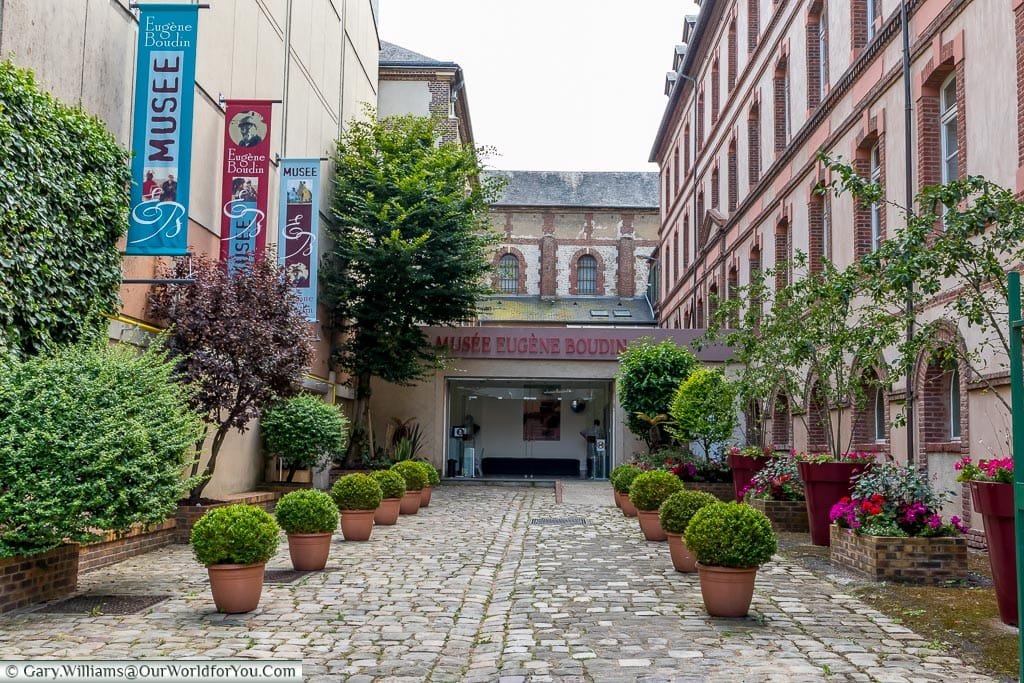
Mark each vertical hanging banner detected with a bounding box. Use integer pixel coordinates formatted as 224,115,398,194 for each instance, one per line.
277,159,321,321
219,100,274,271
126,3,200,255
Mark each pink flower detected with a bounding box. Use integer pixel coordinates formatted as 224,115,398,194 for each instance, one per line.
951,516,968,534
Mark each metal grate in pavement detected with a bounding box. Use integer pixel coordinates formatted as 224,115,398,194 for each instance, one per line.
263,569,313,584
529,517,586,526
37,594,169,615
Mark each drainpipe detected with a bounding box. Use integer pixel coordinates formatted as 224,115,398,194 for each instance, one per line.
280,0,293,158
901,0,916,464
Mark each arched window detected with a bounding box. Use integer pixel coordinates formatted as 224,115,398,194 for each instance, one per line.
577,255,598,294
498,253,519,294
950,367,962,440
873,386,886,442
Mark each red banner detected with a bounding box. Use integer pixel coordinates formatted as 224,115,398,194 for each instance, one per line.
219,100,273,271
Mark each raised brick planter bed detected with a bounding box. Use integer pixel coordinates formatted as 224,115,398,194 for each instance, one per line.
0,545,79,614
175,491,281,543
829,525,967,584
78,520,177,573
748,499,809,533
684,481,734,501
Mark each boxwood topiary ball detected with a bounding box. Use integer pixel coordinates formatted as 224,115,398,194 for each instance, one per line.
370,469,407,499
628,470,684,511
684,501,777,568
611,465,642,494
421,461,441,486
274,489,338,534
331,473,383,511
391,460,428,491
191,504,280,566
658,489,720,535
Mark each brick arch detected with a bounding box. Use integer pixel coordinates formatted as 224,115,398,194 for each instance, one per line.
850,364,889,452
568,249,606,295
492,247,528,294
771,390,791,450
805,374,830,453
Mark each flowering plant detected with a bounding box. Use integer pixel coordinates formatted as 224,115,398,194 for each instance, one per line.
829,462,966,537
954,456,1013,484
727,445,774,459
741,453,804,501
797,450,878,465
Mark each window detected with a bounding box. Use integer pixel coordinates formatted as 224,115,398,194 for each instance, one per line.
866,0,877,41
869,144,881,250
684,124,691,174
873,386,885,442
673,147,680,195
498,253,519,293
748,0,759,53
950,367,962,440
818,15,828,102
940,73,959,185
748,103,761,184
727,139,738,212
711,167,720,210
823,200,831,262
577,255,598,294
711,59,721,124
673,230,679,283
697,91,706,148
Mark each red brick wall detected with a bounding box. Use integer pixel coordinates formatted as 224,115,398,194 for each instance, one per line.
728,139,738,212
0,545,78,614
807,4,823,110
78,520,176,573
830,526,967,584
175,492,280,543
728,20,738,92
808,195,824,273
748,0,759,54
774,218,790,293
748,104,761,185
617,237,636,297
711,59,721,124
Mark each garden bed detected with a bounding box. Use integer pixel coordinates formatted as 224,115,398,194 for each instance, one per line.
830,525,968,584
0,545,79,614
748,498,808,533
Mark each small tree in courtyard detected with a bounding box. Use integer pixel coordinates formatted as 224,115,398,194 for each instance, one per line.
617,338,698,451
669,367,738,461
322,112,503,458
149,254,313,502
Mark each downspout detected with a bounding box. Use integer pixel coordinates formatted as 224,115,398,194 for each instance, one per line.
901,0,916,464
280,0,293,158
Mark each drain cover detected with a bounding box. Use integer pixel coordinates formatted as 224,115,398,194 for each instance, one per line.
37,594,169,615
530,517,586,526
263,569,313,584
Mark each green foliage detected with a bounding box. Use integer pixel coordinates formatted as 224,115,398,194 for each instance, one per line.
669,368,738,462
393,438,415,462
330,473,383,511
684,502,777,568
274,489,338,534
658,490,720,534
616,339,697,450
628,470,684,511
191,504,280,566
610,464,642,493
0,60,131,357
370,469,407,499
0,341,202,558
391,460,428,491
414,461,436,486
261,395,349,482
423,461,441,486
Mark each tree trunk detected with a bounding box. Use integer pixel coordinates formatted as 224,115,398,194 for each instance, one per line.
188,424,232,504
344,371,374,465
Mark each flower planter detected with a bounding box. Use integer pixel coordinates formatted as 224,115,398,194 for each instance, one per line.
665,532,697,572
829,526,967,584
339,510,375,541
613,488,622,509
695,563,758,617
373,498,401,526
400,490,422,515
420,485,433,508
637,510,668,541
798,461,870,546
620,494,638,517
970,481,1018,625
286,532,332,571
682,481,734,502
206,562,266,613
727,453,771,502
747,498,809,533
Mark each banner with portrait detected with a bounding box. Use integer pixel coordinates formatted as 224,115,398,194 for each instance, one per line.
277,159,321,321
219,100,274,272
126,3,200,256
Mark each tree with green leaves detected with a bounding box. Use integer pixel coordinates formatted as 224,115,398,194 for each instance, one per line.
616,338,698,451
669,367,738,462
322,113,503,456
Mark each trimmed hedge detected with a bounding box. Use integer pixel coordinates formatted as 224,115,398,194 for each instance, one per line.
191,504,280,566
611,465,642,494
659,489,720,534
629,470,684,511
370,469,407,499
392,460,427,491
274,489,338,534
331,473,382,511
684,502,777,568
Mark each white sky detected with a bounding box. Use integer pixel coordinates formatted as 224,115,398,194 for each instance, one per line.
379,1,700,172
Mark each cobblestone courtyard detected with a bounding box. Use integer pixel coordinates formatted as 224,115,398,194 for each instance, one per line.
0,484,998,682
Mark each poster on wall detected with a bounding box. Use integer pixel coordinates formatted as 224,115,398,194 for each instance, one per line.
125,3,200,256
277,158,321,321
219,100,274,272
523,399,561,441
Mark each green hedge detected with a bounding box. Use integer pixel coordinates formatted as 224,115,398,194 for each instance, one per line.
684,502,777,568
658,489,720,534
331,473,382,511
370,469,407,499
391,460,427,491
274,489,338,534
261,395,349,480
628,470,684,511
191,504,280,566
610,465,642,494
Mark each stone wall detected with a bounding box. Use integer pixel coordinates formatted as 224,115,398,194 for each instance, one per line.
0,545,79,614
749,498,809,533
830,525,968,584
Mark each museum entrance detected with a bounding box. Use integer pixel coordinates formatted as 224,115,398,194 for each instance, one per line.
446,379,613,479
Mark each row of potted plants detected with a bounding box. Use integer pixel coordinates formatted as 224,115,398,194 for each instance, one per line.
190,459,441,614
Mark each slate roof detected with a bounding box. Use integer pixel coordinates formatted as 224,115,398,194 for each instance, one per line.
379,41,456,67
477,296,656,325
484,170,659,209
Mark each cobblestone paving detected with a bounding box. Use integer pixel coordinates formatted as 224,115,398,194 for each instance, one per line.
0,484,997,682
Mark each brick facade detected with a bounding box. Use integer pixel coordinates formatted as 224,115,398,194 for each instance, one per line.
0,545,79,614
78,520,177,573
175,492,280,543
492,247,529,294
685,481,734,502
830,526,967,584
749,498,810,533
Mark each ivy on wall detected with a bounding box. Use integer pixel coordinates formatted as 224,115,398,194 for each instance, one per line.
0,60,130,357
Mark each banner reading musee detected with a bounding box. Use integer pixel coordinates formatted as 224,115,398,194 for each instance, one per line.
219,100,274,271
277,159,320,321
126,4,200,256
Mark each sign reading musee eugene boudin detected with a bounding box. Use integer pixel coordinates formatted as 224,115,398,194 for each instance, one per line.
126,3,200,256
423,327,732,362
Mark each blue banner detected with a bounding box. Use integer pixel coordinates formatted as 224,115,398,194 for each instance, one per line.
277,159,321,321
125,4,200,255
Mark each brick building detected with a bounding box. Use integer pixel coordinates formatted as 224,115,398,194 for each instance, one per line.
651,0,1019,530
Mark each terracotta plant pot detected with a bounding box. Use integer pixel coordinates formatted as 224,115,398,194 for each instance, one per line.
374,498,401,526
339,509,375,541
695,563,759,617
727,452,771,502
613,488,622,508
400,490,422,515
971,481,1018,626
637,510,668,541
666,532,697,573
620,494,638,517
420,485,432,507
206,562,266,613
799,461,870,546
286,532,332,571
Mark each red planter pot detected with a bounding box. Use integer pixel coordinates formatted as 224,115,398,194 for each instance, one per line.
799,461,870,546
970,481,1018,626
727,453,770,502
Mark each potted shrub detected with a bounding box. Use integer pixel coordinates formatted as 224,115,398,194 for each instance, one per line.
742,452,808,533
274,489,338,571
191,504,280,613
330,473,382,541
727,445,773,502
611,465,642,517
956,457,1016,625
659,490,719,572
685,502,777,617
419,461,440,507
392,461,427,515
370,469,406,526
609,464,632,508
798,451,875,546
261,394,349,484
629,470,684,541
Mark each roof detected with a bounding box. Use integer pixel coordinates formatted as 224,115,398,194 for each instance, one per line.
477,296,656,325
379,41,457,68
484,171,659,209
